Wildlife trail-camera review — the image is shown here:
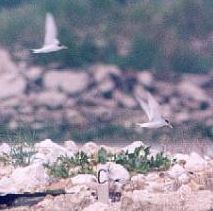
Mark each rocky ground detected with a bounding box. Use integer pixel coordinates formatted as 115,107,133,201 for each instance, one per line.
0,140,213,211
0,49,212,143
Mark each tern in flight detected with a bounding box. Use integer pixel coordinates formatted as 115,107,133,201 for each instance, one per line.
32,13,67,53
135,92,173,129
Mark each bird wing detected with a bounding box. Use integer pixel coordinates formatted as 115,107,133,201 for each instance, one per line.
135,95,152,121
147,92,162,121
44,13,59,46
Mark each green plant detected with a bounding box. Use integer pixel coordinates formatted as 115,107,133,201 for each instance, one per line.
45,152,94,178
114,146,171,173
97,147,107,164
9,143,36,167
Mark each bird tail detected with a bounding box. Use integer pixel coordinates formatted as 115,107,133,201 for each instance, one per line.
31,49,39,54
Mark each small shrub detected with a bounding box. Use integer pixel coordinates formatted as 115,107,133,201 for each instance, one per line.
45,152,94,178
9,143,36,167
114,146,171,173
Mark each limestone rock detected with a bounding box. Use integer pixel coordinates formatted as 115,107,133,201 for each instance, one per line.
32,139,74,164
44,71,89,94
64,140,78,154
0,163,50,193
185,152,207,172
71,174,97,186
91,64,121,82
108,162,130,185
83,202,109,211
33,90,67,108
81,142,99,156
177,80,208,101
167,164,186,179
0,143,11,155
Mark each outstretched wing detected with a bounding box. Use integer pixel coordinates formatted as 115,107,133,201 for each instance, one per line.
135,95,152,121
147,92,162,121
44,13,59,45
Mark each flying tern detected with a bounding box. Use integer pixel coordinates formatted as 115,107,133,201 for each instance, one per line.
135,92,173,129
32,13,67,53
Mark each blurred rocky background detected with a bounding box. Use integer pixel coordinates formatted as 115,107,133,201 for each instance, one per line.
0,0,212,146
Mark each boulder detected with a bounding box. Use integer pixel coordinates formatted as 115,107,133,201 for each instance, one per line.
32,90,67,108
81,142,99,156
108,162,130,185
131,174,146,190
64,140,78,154
0,143,11,155
97,78,114,93
0,74,25,99
177,80,208,101
137,71,153,86
71,174,97,186
91,64,121,82
0,163,50,193
167,164,186,179
185,152,207,172
114,90,137,108
32,139,74,164
24,66,43,80
44,71,89,94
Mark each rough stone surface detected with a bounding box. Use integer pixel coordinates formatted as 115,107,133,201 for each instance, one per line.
44,71,89,94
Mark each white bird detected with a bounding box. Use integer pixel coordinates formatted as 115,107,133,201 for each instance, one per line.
135,92,173,129
32,13,67,53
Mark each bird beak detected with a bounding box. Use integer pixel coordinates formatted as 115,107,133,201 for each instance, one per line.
168,123,173,128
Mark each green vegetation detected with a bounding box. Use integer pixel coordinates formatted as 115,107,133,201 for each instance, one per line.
0,0,212,73
45,152,95,178
45,145,172,178
114,146,171,173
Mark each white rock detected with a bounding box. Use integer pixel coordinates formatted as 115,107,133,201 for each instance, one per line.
91,64,121,82
44,71,89,94
81,142,99,155
32,139,74,164
0,164,14,178
173,153,190,162
83,202,109,211
24,66,43,80
122,141,145,154
71,174,97,185
131,174,146,189
0,74,25,99
35,90,67,108
108,162,130,184
185,152,207,172
137,71,153,86
146,181,164,192
0,163,50,193
145,172,159,182
178,173,190,184
131,174,146,183
167,164,186,179
0,177,17,193
114,91,137,108
0,49,17,73
98,78,114,93
64,140,78,154
177,80,208,101
0,143,11,155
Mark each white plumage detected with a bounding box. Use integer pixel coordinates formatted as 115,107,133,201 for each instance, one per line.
135,92,173,129
32,13,67,53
